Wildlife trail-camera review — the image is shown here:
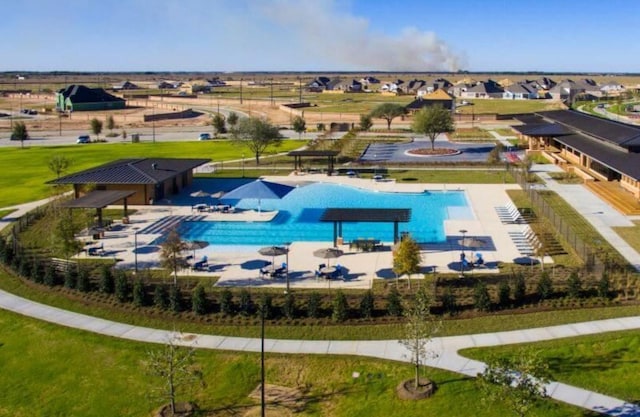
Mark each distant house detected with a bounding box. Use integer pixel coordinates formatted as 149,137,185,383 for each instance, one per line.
380,79,405,94
405,89,455,113
335,79,363,92
47,158,210,205
400,79,426,94
360,76,380,89
503,83,539,100
549,79,601,101
56,85,126,112
112,81,140,91
460,80,504,99
600,81,625,95
307,76,340,92
416,78,453,97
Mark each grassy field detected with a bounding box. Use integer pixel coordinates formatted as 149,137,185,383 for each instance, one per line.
456,99,564,115
613,221,640,253
463,330,640,404
0,141,305,208
0,307,592,417
391,168,513,184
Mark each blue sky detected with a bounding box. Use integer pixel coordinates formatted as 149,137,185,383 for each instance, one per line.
3,0,639,72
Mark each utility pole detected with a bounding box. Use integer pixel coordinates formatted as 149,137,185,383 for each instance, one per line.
298,76,302,103
240,78,243,105
270,78,274,106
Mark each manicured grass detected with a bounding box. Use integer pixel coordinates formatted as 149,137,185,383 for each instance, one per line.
613,221,640,253
0,307,590,417
450,127,494,140
0,209,16,218
547,172,583,184
390,168,514,184
0,141,305,207
462,330,640,404
493,128,517,136
456,99,563,115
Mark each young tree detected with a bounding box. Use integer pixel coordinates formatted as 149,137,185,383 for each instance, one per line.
307,292,321,318
291,115,306,138
99,265,115,294
231,116,282,164
411,105,455,150
399,285,441,390
12,121,29,148
239,288,253,316
498,280,511,308
386,285,403,317
53,209,83,262
133,278,147,307
169,284,182,313
359,113,373,131
478,350,549,417
536,271,553,301
393,234,422,286
359,289,375,319
191,285,207,315
282,292,295,319
48,155,72,180
219,288,234,315
567,271,582,299
115,270,130,302
211,113,226,135
154,284,170,310
90,118,103,140
369,103,406,130
474,280,491,312
441,285,457,315
145,335,204,416
513,273,526,305
332,290,348,322
159,228,189,286
227,111,239,127
597,272,611,298
106,115,116,133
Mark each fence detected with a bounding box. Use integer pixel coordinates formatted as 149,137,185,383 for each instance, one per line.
508,165,603,274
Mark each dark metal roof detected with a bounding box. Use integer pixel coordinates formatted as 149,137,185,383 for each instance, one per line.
287,150,340,157
553,133,640,180
512,123,572,137
48,158,210,185
60,190,136,209
536,110,640,148
57,84,125,104
513,114,543,124
320,208,411,223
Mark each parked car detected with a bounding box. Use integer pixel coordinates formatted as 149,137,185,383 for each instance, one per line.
199,133,211,140
77,135,90,144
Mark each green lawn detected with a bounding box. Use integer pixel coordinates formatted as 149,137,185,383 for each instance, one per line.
456,99,564,115
0,308,590,417
613,221,640,254
462,330,640,404
390,169,514,184
0,140,305,208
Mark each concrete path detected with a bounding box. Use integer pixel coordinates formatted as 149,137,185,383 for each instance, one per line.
0,288,638,416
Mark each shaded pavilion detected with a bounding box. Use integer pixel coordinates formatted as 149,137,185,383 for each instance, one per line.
320,208,411,246
287,150,339,174
59,190,135,228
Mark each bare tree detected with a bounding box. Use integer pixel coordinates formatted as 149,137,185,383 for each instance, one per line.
399,285,441,390
145,333,204,416
159,228,188,285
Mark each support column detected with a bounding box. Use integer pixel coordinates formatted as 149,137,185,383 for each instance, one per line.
393,221,399,244
333,221,338,247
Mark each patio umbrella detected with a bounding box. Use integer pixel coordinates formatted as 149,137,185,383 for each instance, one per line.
258,245,288,266
190,190,210,198
186,240,209,259
313,247,344,267
221,179,295,212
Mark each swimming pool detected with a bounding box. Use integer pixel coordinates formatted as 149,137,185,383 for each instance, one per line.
178,182,470,246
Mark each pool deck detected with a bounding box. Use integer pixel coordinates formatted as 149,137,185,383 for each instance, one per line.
79,174,551,289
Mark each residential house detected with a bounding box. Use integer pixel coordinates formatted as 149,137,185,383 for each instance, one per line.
460,80,504,99
380,79,404,94
400,79,426,94
112,81,140,91
549,79,601,102
600,81,625,95
405,89,455,113
360,76,381,90
56,85,126,112
416,78,453,97
336,79,363,92
503,82,539,100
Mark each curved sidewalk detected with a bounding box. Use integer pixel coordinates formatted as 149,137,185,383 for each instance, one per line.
0,289,638,416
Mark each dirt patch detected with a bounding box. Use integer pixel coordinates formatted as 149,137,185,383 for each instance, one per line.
246,383,308,415
396,377,436,400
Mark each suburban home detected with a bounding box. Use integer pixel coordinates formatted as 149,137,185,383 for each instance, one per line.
416,78,453,97
335,79,363,92
380,79,404,94
460,80,504,99
48,158,210,205
56,85,126,112
513,110,640,212
549,79,602,102
307,76,333,92
360,76,381,90
502,82,539,100
112,81,140,91
405,89,455,113
600,81,625,95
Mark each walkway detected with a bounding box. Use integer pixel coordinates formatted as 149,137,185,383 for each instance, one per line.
0,288,638,416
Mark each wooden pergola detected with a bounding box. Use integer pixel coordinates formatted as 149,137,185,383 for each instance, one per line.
287,150,340,174
59,190,135,227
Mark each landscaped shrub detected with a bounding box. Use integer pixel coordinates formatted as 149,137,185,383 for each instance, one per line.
259,294,273,320
498,280,511,308
537,271,553,301
30,258,43,283
441,285,457,315
99,265,114,294
359,290,375,318
153,285,169,310
512,273,526,305
386,286,403,317
18,257,31,279
219,288,234,315
597,273,611,298
169,284,182,312
282,292,295,319
332,291,348,322
567,271,582,299
77,268,91,293
239,289,253,316
191,285,207,315
474,281,491,312
1,242,14,265
114,270,130,302
63,267,77,289
133,279,146,307
307,292,321,318
43,263,57,287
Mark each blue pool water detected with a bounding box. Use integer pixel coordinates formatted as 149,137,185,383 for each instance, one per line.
178,182,470,246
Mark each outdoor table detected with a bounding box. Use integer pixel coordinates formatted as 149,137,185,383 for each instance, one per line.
320,266,336,278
